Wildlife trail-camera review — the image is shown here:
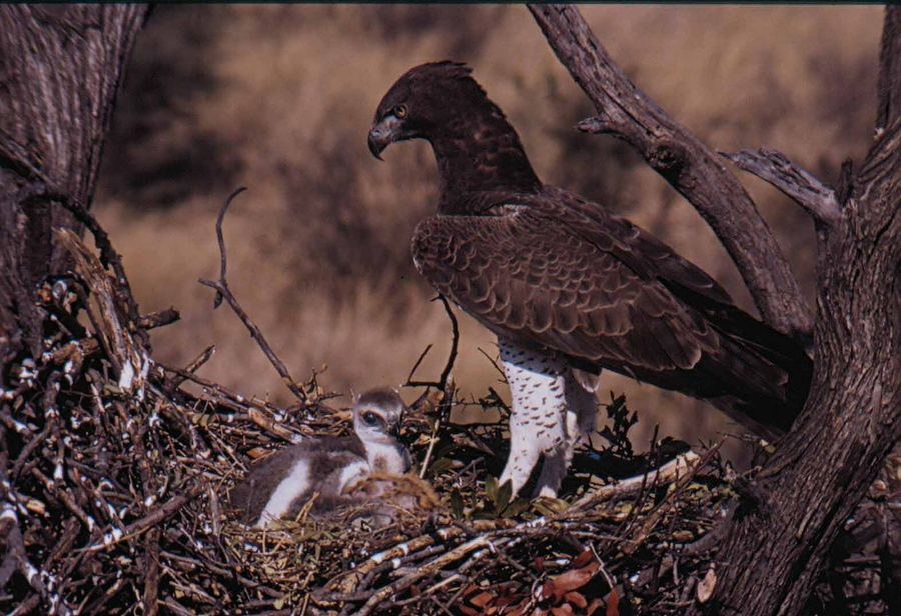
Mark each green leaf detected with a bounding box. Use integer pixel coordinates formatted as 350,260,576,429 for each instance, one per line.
485,475,498,503
502,498,531,518
495,479,513,514
427,457,454,477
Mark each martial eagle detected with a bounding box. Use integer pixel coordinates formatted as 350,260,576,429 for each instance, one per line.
368,61,811,498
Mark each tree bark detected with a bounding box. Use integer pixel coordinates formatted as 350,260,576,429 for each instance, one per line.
696,9,900,614
528,4,813,342
531,5,900,615
0,4,148,365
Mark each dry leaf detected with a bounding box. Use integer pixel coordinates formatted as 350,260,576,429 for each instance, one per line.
544,562,599,601
606,588,620,616
469,591,493,608
563,591,588,609
697,567,717,603
570,549,595,569
551,605,574,616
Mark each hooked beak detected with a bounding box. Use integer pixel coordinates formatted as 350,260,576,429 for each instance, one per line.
367,115,402,160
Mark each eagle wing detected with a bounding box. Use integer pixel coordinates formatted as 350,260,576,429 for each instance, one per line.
411,198,725,377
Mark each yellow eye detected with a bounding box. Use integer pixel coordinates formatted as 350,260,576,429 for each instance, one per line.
394,104,408,119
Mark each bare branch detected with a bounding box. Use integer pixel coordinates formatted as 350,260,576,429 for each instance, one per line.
529,4,813,339
198,188,308,403
876,6,901,132
722,148,841,226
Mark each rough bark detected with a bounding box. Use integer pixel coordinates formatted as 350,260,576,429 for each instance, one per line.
528,4,813,342
696,9,900,614
531,4,900,615
0,4,148,365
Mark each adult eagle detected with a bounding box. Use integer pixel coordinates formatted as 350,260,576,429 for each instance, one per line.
368,61,811,497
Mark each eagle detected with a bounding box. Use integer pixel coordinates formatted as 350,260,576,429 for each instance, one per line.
368,61,811,498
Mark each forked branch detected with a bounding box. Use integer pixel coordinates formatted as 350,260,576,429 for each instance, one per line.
528,4,813,340
198,188,308,403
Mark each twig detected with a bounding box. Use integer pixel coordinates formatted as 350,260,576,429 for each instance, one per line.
721,148,841,226
436,295,459,393
138,308,181,331
171,345,216,386
198,187,308,403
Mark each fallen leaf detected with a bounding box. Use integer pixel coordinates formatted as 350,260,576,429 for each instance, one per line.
606,588,620,616
544,562,599,601
551,604,574,616
563,591,587,609
587,597,604,616
697,567,717,604
469,591,493,608
571,549,595,569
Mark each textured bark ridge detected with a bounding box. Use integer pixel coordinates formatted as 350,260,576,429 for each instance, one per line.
530,5,899,615
0,5,148,364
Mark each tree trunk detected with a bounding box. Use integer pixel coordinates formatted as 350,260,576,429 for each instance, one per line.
697,10,900,613
0,5,148,366
530,4,900,614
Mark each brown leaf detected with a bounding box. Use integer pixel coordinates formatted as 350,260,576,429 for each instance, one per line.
571,549,595,569
551,605,574,616
587,598,604,616
606,588,620,616
563,591,588,609
458,607,480,616
469,591,493,608
544,562,599,601
507,598,530,616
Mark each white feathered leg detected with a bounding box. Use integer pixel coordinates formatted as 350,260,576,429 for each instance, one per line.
533,368,600,498
497,338,568,497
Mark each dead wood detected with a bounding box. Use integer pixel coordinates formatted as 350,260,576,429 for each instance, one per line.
528,4,813,341
529,4,900,615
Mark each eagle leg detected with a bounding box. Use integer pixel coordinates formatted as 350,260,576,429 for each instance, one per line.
498,338,569,497
533,368,600,498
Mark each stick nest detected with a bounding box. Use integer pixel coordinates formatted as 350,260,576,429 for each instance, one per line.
1,211,895,616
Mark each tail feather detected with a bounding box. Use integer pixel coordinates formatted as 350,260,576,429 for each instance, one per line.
664,279,814,437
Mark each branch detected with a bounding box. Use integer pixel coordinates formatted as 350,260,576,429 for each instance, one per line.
198,188,308,403
722,148,841,226
876,6,901,132
406,294,459,396
528,4,813,340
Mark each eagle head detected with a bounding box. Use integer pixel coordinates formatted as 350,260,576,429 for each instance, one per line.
367,60,488,159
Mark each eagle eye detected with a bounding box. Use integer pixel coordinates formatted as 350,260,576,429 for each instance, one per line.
393,104,408,119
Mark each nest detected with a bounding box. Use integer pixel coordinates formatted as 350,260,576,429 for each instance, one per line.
1,199,895,615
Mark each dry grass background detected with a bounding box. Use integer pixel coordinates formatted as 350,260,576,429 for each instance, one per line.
93,5,882,455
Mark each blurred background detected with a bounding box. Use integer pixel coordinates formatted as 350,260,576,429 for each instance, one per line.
93,4,882,455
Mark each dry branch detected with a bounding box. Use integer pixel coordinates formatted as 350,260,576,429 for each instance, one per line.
721,148,841,226
198,187,310,403
528,4,813,340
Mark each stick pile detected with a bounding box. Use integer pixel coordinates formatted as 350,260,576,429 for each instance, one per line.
1,200,893,615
